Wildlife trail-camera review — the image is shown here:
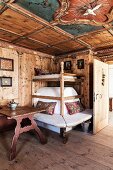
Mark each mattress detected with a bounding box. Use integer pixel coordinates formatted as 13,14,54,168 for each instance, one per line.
34,109,92,128
34,114,66,128
33,74,77,80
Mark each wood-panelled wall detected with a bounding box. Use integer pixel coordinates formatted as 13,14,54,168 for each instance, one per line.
0,42,54,106
55,50,94,108
19,53,54,106
0,41,94,108
0,48,19,105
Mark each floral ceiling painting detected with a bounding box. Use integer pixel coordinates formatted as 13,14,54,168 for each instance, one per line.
54,0,113,26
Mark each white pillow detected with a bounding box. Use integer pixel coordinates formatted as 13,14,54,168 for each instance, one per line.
32,87,79,115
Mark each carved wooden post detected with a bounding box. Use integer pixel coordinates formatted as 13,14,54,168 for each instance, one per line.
61,61,64,74
60,62,64,116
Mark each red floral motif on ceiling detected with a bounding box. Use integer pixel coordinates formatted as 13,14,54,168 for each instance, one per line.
54,0,113,26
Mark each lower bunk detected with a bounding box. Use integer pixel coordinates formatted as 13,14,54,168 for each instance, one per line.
34,109,92,143
32,87,93,143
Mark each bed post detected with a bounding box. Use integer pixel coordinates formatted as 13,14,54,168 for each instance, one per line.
32,80,35,106
60,62,64,116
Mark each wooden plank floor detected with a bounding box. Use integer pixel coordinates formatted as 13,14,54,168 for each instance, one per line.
0,112,113,170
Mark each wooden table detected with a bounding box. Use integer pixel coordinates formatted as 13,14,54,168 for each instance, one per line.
0,106,47,160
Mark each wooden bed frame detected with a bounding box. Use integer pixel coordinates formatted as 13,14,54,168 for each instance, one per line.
31,62,87,143
32,62,84,116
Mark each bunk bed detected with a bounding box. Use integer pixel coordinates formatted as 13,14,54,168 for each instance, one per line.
32,62,92,143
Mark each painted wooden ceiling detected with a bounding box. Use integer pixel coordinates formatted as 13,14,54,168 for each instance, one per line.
0,0,113,56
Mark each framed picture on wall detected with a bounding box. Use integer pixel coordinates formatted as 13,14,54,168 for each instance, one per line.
77,59,84,69
0,77,12,87
0,58,14,71
64,61,71,70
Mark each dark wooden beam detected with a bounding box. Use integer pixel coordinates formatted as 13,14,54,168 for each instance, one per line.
11,27,48,44
0,28,21,36
6,3,90,49
27,37,51,47
108,29,113,36
76,38,91,48
0,4,8,15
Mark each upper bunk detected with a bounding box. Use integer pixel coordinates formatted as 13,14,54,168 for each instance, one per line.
32,62,84,83
33,73,83,82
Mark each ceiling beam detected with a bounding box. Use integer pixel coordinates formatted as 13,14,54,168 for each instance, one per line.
2,1,113,54
0,40,54,58
0,28,21,36
96,56,113,62
55,48,89,57
7,3,52,27
6,3,90,49
0,4,8,15
37,44,66,53
11,27,48,44
107,29,113,36
93,40,113,49
103,24,113,37
94,47,113,57
0,0,16,15
75,39,91,48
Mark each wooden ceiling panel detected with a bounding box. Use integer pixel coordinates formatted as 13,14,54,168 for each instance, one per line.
28,28,70,45
79,31,113,47
94,41,113,48
15,38,47,50
54,40,84,51
37,47,64,55
0,30,19,42
0,8,44,35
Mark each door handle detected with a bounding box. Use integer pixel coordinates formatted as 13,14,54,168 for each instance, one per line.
99,94,102,99
96,94,99,100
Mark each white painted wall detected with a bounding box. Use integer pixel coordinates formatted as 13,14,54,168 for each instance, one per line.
109,65,113,97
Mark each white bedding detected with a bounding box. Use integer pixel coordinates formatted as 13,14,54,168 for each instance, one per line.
33,74,77,80
34,109,92,128
33,87,92,132
33,87,79,115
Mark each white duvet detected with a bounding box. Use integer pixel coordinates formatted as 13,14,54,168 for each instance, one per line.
33,87,79,115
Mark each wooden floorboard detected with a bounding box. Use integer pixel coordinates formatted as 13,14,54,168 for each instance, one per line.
0,112,113,170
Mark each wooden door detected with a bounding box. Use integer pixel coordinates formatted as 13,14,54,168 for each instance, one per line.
93,59,109,134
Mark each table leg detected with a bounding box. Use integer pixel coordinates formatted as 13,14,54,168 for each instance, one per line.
9,119,21,161
9,115,47,160
31,118,47,144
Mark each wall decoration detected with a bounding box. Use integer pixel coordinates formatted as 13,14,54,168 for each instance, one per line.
77,59,84,69
0,77,12,87
64,61,71,70
0,58,14,71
